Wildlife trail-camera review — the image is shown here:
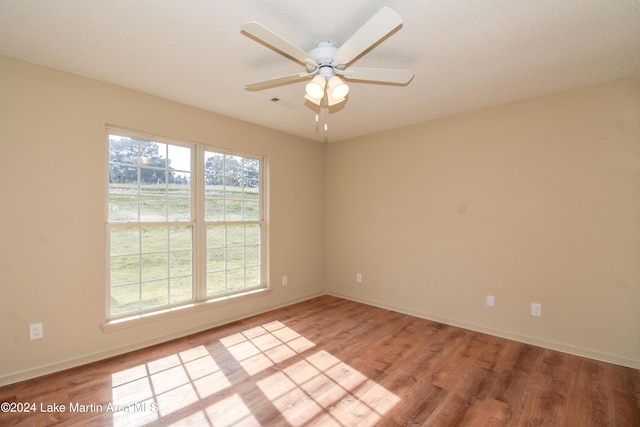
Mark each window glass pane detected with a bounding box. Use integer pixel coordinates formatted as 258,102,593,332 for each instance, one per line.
170,251,192,276
111,283,140,315
207,248,225,272
207,225,226,248
246,245,260,266
109,136,138,165
139,164,167,222
170,277,193,303
140,194,167,222
204,152,224,177
168,171,191,221
205,184,224,221
140,141,167,170
204,151,224,222
226,246,244,270
203,151,260,223
245,224,261,244
207,272,226,295
168,196,190,221
140,166,166,186
227,269,245,291
225,155,243,180
109,164,139,222
243,182,259,199
168,144,191,172
224,199,242,221
226,225,244,246
110,255,139,284
109,135,192,227
110,228,139,256
246,266,261,286
141,253,168,281
141,227,168,253
224,175,243,221
224,175,242,194
170,226,192,250
169,170,190,187
142,279,168,309
109,164,138,185
244,200,260,220
109,194,138,222
243,158,260,180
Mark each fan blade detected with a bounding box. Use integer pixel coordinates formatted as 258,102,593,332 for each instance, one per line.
333,7,403,66
244,72,313,91
341,67,414,84
241,21,314,65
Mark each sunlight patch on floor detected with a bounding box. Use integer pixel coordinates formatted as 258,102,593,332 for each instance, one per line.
111,345,229,425
110,320,399,426
220,320,316,375
256,350,400,426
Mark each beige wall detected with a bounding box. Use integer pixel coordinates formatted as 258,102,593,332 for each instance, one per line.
326,77,640,368
1,54,638,385
0,56,325,385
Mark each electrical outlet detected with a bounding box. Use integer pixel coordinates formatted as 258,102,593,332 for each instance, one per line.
356,273,362,283
486,295,495,307
282,276,288,286
29,323,43,340
531,303,542,317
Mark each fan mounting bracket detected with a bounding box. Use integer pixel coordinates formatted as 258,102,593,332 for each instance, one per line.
309,42,337,63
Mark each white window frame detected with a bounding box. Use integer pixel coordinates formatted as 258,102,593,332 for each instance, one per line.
105,128,268,325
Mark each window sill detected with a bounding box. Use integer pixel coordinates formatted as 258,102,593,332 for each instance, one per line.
101,287,271,333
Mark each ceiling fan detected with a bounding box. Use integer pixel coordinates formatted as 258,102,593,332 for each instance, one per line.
241,7,414,107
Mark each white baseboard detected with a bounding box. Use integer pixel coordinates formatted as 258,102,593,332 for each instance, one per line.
3,290,636,387
0,292,324,387
326,291,640,370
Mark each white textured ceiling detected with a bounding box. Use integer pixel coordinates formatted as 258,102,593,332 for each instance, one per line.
1,1,639,143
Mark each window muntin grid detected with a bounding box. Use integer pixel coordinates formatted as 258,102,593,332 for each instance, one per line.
204,150,262,297
107,130,265,320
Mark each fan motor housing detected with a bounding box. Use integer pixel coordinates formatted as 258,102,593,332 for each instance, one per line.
307,41,338,72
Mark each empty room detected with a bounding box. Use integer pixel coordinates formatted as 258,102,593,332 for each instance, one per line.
0,1,639,425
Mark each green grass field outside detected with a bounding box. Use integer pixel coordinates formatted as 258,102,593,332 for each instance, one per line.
109,183,261,316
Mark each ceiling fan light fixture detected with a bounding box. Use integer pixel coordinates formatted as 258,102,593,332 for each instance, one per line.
327,76,349,101
304,93,322,106
305,75,326,100
241,6,413,131
326,95,346,106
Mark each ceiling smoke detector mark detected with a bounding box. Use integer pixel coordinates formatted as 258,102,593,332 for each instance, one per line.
269,97,300,109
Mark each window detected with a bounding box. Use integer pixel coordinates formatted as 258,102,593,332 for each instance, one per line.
107,129,265,321
203,151,262,297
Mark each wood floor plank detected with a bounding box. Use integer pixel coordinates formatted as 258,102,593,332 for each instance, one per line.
518,350,574,425
463,397,511,427
430,333,491,392
423,391,472,426
607,362,640,425
563,357,609,426
385,381,449,425
1,295,638,426
457,365,499,402
489,368,532,424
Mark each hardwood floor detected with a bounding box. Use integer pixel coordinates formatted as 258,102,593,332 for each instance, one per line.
1,295,638,426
